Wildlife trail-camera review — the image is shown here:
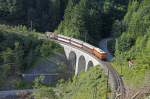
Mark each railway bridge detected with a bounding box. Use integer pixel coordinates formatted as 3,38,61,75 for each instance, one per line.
59,39,105,75
46,33,107,75
45,32,125,99
63,43,100,75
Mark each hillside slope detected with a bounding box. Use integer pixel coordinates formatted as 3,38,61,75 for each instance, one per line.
0,25,63,90
112,0,150,88
32,66,108,99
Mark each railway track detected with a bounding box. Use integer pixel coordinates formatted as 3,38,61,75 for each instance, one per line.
46,33,126,99
103,62,125,99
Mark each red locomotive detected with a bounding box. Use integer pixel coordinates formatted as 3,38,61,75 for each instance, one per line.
92,48,107,60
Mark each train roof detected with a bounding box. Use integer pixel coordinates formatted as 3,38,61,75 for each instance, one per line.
94,48,106,53
48,33,106,54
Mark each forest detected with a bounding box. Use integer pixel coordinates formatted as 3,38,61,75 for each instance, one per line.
0,25,62,89
0,0,150,99
0,0,68,32
0,0,128,44
112,0,150,88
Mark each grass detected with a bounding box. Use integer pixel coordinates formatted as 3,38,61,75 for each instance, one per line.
112,58,150,88
55,66,108,99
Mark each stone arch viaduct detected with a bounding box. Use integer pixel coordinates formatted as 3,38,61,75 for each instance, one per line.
44,32,125,99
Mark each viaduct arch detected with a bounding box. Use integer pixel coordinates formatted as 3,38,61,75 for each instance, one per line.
87,61,94,70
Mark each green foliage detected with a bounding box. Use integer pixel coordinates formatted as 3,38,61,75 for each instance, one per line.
0,0,129,45
39,41,61,57
31,66,107,99
56,0,129,44
0,25,62,89
0,0,24,15
14,80,33,89
55,66,107,99
0,0,129,44
112,0,150,88
32,76,57,99
56,0,90,39
124,0,150,34
113,0,150,52
0,0,68,32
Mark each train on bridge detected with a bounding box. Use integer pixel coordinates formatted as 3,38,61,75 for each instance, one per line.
46,32,126,99
46,32,107,60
